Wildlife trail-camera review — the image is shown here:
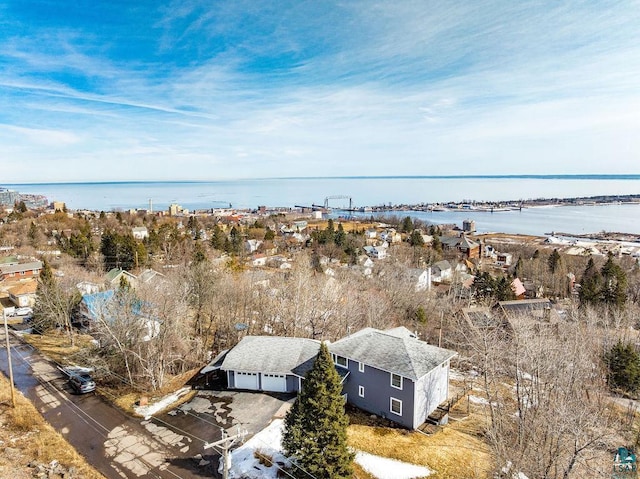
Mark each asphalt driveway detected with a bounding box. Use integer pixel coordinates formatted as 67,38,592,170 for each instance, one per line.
165,389,293,438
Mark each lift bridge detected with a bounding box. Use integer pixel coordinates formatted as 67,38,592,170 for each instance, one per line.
321,195,353,210
301,195,354,212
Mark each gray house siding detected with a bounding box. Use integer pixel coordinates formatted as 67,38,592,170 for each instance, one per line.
412,359,450,428
338,360,415,429
287,375,300,392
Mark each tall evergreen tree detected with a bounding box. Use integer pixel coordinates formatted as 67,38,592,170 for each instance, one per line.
282,342,353,479
579,257,601,305
401,216,414,233
601,253,627,307
409,229,425,247
547,249,562,273
605,341,640,395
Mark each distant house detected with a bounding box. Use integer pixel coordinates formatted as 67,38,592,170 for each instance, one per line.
76,290,160,341
0,261,43,282
440,234,480,259
104,268,137,288
208,327,457,430
461,307,510,331
8,279,38,307
363,245,387,260
496,252,513,266
137,269,165,285
76,281,101,295
431,260,453,284
408,268,431,292
132,226,149,240
245,239,263,253
365,229,378,240
496,298,557,322
251,254,268,267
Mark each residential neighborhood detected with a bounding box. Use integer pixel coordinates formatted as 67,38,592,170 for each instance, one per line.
1,197,640,479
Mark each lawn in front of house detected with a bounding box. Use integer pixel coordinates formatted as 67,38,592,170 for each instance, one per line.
347,422,493,479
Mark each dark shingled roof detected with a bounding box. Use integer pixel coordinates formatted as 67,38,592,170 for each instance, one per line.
330,328,457,381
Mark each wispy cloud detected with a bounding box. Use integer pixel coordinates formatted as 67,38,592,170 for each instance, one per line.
0,1,639,181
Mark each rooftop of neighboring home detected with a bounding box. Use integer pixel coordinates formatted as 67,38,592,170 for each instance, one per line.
8,279,38,296
0,255,19,265
0,260,43,275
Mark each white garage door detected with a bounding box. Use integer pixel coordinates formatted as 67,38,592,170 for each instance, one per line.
235,372,259,390
262,374,287,393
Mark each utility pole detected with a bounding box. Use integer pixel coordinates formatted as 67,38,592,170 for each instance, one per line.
3,309,16,407
204,427,247,479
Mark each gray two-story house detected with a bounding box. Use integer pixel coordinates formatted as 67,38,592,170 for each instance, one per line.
211,327,457,430
330,327,457,429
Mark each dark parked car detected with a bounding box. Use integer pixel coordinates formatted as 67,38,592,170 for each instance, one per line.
69,373,96,394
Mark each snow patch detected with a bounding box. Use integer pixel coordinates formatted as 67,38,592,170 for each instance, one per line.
134,387,191,419
355,451,432,479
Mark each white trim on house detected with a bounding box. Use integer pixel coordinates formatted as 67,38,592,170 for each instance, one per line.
390,397,402,416
391,373,403,390
334,354,348,368
358,361,364,373
359,385,365,397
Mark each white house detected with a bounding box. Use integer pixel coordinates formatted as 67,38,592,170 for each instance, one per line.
132,226,149,240
431,260,453,283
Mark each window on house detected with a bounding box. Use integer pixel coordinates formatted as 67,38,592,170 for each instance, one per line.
391,373,403,389
359,386,365,398
334,355,348,368
390,397,402,416
358,362,364,373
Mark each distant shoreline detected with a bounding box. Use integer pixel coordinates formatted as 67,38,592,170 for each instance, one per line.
345,194,640,214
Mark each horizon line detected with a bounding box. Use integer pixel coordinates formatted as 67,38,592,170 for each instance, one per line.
4,173,640,186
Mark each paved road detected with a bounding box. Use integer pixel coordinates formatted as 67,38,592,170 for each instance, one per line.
0,330,222,479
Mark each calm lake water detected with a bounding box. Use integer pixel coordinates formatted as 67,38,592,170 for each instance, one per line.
4,176,640,236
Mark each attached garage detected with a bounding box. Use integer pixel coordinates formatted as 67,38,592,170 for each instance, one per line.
262,373,287,393
234,371,259,390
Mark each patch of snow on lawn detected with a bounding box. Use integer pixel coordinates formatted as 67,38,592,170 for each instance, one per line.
228,419,289,479
134,387,191,419
355,451,432,479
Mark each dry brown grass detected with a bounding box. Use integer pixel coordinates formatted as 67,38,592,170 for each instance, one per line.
0,374,105,478
22,331,96,366
348,424,493,479
353,462,377,479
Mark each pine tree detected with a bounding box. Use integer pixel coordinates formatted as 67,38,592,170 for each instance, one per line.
409,229,425,247
579,257,601,305
282,342,353,479
605,341,640,395
547,249,562,273
601,253,627,308
401,216,414,233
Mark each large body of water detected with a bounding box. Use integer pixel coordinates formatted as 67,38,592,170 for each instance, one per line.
4,176,640,236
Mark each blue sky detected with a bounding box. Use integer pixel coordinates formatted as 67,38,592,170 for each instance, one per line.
1,0,639,182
